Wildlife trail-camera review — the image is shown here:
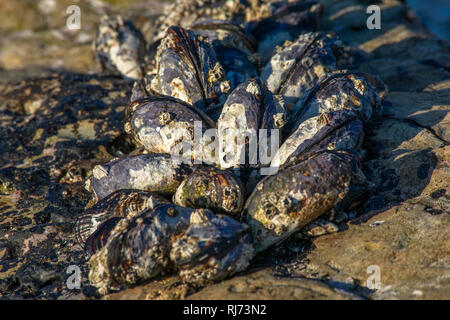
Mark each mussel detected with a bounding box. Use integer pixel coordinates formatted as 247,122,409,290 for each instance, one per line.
261,32,340,113
153,26,232,118
173,166,245,218
87,153,194,200
88,204,254,294
287,70,383,135
75,189,169,248
94,15,146,80
191,19,259,89
244,151,360,252
217,78,286,172
124,95,215,162
271,109,364,169
247,1,324,63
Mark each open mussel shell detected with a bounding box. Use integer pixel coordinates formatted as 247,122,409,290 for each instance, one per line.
173,166,245,218
124,95,215,161
287,70,383,136
247,0,324,63
271,109,364,169
88,204,254,294
217,78,286,171
75,189,169,247
84,217,122,257
261,32,340,113
244,151,357,253
155,26,231,117
87,153,194,200
94,15,146,80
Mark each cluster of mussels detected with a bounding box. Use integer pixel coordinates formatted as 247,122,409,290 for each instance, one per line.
75,0,384,295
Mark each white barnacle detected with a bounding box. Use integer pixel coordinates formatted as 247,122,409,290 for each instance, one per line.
245,81,261,96
93,165,109,180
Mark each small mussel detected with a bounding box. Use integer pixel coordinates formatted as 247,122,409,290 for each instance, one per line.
287,70,383,135
124,95,215,160
247,0,324,63
94,15,146,80
87,153,194,200
173,166,245,218
154,26,232,116
271,109,364,169
217,78,286,171
75,189,169,248
88,204,254,294
191,19,259,88
261,32,340,112
244,151,357,252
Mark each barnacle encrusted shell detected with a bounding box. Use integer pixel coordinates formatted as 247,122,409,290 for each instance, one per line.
173,166,245,217
244,151,356,252
94,15,146,80
261,32,340,112
191,19,257,54
271,109,364,169
248,1,324,63
152,0,252,43
154,26,232,116
217,78,286,170
88,153,194,200
287,70,383,135
88,204,254,294
170,209,254,283
124,95,215,160
191,19,259,89
75,189,169,247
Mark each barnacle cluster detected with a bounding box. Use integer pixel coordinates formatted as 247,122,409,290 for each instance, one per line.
76,0,384,295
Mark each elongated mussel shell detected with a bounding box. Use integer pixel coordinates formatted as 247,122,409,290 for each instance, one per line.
217,78,286,172
261,32,339,112
94,15,146,80
124,95,215,162
244,151,357,252
248,1,324,63
170,209,254,283
271,109,364,169
88,153,194,200
173,166,245,218
191,20,259,88
88,204,254,294
75,189,169,247
154,26,231,117
287,70,383,135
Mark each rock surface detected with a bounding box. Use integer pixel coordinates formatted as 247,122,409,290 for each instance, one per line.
0,0,449,300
